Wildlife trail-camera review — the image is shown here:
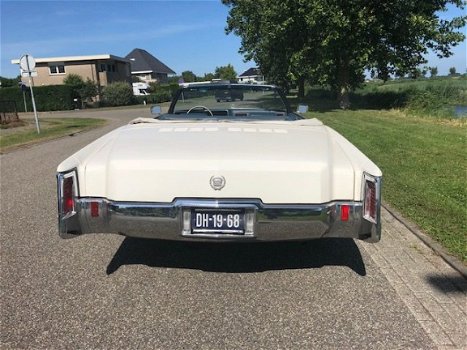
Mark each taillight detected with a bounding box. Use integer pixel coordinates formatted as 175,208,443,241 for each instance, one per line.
60,171,77,216
363,176,377,223
63,177,74,213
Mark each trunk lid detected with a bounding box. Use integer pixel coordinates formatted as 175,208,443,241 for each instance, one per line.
83,121,355,203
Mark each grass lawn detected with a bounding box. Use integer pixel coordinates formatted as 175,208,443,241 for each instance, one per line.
0,118,107,152
308,109,466,261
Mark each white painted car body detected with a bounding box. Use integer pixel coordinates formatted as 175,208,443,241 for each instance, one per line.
57,83,382,242
58,118,380,203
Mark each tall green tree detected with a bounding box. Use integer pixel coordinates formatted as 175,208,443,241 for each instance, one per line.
449,67,457,76
181,71,197,83
214,64,237,80
223,0,466,108
203,72,216,81
429,66,438,78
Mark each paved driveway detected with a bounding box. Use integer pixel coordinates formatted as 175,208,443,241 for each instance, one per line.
1,107,465,349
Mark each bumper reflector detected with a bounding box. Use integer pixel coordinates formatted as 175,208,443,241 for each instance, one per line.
91,202,99,217
341,205,349,221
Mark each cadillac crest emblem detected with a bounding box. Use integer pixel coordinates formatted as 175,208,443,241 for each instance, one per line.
210,176,226,190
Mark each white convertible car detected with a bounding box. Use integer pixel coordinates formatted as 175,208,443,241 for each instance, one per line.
57,83,382,242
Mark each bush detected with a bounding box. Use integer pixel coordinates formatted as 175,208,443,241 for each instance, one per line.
0,85,74,111
134,91,172,105
63,73,85,88
149,83,179,96
64,74,98,104
101,82,133,106
0,76,20,88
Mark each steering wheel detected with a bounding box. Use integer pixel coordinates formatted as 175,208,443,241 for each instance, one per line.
187,105,213,117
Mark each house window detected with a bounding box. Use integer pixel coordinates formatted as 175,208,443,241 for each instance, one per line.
101,63,116,73
49,64,65,74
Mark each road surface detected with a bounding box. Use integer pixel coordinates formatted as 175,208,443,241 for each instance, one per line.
1,107,465,349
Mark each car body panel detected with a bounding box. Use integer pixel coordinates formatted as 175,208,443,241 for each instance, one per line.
57,83,382,242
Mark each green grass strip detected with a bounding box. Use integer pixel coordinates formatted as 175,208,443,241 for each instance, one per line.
310,109,466,262
0,118,106,151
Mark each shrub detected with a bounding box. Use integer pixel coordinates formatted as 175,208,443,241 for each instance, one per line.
101,82,133,106
134,91,172,105
0,76,21,88
0,85,74,111
63,73,85,87
150,83,179,97
64,74,98,104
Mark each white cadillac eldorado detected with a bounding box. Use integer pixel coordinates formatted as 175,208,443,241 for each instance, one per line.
57,83,382,242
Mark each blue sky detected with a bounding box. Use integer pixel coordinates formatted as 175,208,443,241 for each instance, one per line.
1,0,466,78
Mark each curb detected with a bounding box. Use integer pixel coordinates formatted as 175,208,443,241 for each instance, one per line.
383,202,467,279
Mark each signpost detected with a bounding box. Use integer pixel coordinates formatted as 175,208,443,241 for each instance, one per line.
19,82,28,112
19,54,40,133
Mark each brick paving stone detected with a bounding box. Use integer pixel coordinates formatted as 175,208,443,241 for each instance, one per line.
419,320,454,346
364,207,467,349
368,251,388,267
380,267,405,286
440,303,467,322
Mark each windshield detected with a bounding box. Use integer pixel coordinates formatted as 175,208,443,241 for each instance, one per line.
166,84,295,121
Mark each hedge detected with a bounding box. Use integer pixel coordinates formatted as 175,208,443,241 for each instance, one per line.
101,82,134,107
134,91,173,105
0,85,74,112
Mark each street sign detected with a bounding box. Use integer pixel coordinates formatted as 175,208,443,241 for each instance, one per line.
18,53,40,133
21,70,37,77
19,54,36,72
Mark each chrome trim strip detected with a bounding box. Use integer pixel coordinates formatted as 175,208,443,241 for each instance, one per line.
57,196,381,242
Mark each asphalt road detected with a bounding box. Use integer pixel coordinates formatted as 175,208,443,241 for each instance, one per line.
0,107,449,349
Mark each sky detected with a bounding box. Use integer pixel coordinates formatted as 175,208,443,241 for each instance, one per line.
1,0,466,78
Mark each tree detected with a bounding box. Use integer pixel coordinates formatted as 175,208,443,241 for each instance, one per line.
64,74,97,103
429,66,438,78
79,78,98,102
181,71,197,83
449,67,457,76
224,0,466,108
214,64,237,80
0,75,21,88
203,72,216,81
167,75,182,84
63,73,85,87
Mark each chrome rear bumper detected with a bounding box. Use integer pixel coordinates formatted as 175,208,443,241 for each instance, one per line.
58,198,381,242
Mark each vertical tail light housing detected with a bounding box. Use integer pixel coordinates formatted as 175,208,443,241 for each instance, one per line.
363,173,379,224
58,170,79,218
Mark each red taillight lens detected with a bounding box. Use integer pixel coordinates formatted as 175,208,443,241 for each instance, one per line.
62,176,74,214
91,201,99,217
364,180,377,223
341,205,349,221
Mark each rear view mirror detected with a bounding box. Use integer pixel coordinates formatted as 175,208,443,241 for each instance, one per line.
150,105,162,117
297,104,309,113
